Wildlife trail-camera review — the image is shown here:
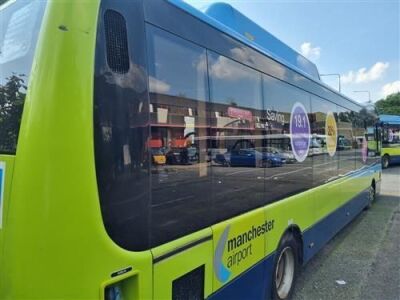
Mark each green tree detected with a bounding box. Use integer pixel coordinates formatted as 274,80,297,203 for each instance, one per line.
0,0,8,6
375,92,400,115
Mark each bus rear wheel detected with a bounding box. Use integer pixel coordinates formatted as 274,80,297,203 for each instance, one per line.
272,234,298,300
382,154,390,169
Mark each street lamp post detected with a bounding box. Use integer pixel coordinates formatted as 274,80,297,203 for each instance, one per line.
353,90,371,103
320,73,341,93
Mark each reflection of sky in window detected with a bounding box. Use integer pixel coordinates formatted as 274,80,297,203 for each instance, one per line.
263,74,310,114
208,51,262,110
147,25,208,101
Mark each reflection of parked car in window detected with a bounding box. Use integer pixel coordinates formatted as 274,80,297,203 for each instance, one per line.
215,148,283,167
265,146,296,163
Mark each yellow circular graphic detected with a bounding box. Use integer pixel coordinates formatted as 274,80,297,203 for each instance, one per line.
325,112,337,157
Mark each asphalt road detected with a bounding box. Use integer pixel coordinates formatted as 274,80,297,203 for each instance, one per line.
292,166,400,300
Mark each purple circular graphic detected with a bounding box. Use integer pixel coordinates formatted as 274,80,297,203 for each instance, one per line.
290,102,310,162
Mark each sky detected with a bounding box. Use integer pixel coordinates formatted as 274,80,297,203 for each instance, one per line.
184,0,400,103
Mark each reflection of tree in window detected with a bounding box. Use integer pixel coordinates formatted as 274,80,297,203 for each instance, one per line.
0,74,27,153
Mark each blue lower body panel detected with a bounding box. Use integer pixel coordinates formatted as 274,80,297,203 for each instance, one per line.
208,254,275,300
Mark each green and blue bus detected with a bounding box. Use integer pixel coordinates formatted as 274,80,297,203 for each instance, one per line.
380,114,400,168
0,1,382,299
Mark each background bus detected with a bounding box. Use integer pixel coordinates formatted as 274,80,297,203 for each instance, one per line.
0,1,381,299
380,114,400,168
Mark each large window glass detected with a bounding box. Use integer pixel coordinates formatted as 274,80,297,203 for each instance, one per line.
0,0,46,153
96,16,376,250
146,25,212,246
311,97,338,184
352,111,368,170
263,75,313,201
94,6,151,251
208,51,265,221
337,106,355,175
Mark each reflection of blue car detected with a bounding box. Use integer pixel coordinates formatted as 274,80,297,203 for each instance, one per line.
215,148,283,167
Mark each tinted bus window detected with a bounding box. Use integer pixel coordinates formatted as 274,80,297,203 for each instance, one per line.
352,111,367,170
263,75,313,201
0,0,46,154
337,106,355,175
146,25,212,246
94,6,151,251
311,97,338,184
208,51,265,221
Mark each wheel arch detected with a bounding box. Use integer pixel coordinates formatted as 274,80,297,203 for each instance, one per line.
277,224,304,265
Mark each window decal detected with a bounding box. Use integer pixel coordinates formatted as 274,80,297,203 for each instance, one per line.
290,102,310,162
325,111,338,157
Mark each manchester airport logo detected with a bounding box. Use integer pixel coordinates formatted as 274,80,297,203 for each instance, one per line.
213,219,275,283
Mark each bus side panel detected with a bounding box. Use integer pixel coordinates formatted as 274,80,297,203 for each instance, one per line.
211,207,267,292
264,191,314,255
303,165,378,262
303,187,369,262
209,191,314,300
207,166,378,299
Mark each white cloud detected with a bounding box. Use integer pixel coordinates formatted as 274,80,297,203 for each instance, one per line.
208,54,256,81
230,47,287,78
382,80,400,98
209,56,240,80
149,76,171,94
300,42,321,61
342,62,389,84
